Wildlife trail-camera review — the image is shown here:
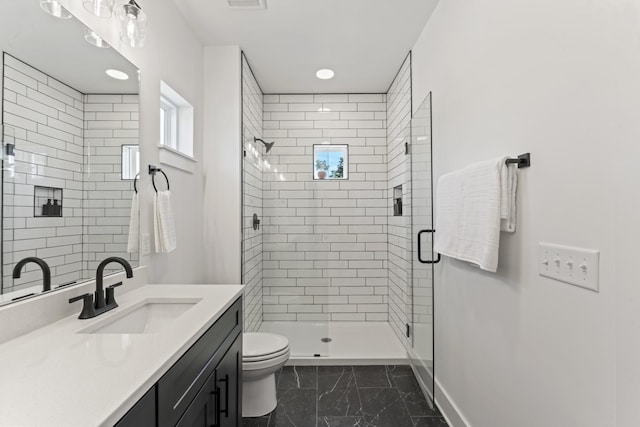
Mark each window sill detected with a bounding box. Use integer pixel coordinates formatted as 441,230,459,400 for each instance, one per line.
158,145,197,173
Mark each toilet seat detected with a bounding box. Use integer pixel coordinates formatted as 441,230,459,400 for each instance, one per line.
242,348,290,371
243,346,290,363
243,332,289,359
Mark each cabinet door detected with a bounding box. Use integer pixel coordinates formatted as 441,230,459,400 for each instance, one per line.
115,387,156,427
216,335,242,427
176,372,218,427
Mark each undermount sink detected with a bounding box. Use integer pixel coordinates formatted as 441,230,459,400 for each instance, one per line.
78,298,202,334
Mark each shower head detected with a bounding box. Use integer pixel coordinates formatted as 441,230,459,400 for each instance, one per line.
254,137,275,154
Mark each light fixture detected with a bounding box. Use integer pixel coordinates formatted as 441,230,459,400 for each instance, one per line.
84,27,111,48
83,0,115,18
106,69,129,80
118,1,147,48
316,69,335,80
40,0,72,19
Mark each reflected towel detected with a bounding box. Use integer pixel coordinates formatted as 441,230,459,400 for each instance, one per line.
434,156,517,272
127,192,139,253
154,190,177,253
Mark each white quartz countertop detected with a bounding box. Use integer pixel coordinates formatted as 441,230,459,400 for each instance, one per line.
0,284,244,427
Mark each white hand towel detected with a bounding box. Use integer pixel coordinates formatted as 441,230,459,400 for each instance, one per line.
434,156,517,272
127,192,139,253
154,190,177,253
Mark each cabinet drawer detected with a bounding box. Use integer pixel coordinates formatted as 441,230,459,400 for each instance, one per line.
158,297,242,427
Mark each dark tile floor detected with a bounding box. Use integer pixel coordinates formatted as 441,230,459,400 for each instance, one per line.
243,365,449,427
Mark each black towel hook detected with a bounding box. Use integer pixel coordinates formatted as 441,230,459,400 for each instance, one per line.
148,165,170,193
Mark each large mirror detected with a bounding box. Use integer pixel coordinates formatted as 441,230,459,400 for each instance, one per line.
0,1,140,305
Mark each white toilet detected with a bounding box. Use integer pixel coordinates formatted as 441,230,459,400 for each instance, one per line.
242,332,290,417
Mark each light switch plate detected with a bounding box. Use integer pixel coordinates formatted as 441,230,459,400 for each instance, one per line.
538,242,600,292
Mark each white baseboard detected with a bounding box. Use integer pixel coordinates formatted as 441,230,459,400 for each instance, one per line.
407,347,470,427
435,376,472,427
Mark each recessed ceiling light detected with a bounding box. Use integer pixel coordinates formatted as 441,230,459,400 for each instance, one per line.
316,69,335,80
106,69,129,80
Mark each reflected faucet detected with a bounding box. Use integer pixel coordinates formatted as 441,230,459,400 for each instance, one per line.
13,257,51,292
95,257,133,310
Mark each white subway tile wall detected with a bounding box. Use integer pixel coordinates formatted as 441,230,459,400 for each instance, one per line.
386,55,412,346
262,93,389,321
82,94,139,277
3,55,85,290
242,56,264,332
2,54,138,292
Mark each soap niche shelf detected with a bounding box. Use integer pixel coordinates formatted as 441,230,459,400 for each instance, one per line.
34,186,63,217
393,185,403,216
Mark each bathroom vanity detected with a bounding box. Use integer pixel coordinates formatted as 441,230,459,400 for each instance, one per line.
0,282,244,426
118,296,242,427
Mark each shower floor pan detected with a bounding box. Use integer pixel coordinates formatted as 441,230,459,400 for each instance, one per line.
259,321,407,366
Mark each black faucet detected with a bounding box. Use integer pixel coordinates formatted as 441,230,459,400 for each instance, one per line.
94,257,133,310
69,257,133,319
13,257,51,292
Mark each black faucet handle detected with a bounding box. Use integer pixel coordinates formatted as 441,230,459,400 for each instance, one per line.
105,282,122,307
69,293,91,304
69,293,96,319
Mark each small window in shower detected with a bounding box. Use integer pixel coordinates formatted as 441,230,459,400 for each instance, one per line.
313,144,348,180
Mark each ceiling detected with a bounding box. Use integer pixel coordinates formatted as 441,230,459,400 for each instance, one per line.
174,0,439,93
0,1,138,94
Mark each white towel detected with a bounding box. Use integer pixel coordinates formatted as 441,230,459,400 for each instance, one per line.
434,156,517,272
154,190,177,253
127,192,139,253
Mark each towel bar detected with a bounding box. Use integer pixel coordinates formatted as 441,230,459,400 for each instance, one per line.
505,153,531,168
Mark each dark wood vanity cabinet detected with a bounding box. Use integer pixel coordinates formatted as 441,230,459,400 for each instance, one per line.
116,297,242,427
177,336,242,427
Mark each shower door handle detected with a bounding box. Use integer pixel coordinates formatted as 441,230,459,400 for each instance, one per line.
417,229,441,264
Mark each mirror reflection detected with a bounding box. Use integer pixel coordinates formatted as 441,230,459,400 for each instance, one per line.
1,1,140,305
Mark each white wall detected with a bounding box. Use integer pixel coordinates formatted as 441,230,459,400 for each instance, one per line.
58,0,207,284
202,46,242,284
411,0,640,426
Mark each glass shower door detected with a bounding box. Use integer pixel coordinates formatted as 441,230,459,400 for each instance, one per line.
409,93,435,402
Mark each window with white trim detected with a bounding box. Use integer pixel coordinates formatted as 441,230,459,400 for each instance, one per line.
159,81,193,158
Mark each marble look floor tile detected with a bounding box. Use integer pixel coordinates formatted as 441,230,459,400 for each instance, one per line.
353,366,393,388
317,416,366,426
388,366,440,417
412,417,449,427
244,365,449,427
359,388,414,427
317,366,362,417
278,366,317,389
268,388,317,427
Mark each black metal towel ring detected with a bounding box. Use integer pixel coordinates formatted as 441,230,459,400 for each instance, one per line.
133,173,140,194
148,165,170,193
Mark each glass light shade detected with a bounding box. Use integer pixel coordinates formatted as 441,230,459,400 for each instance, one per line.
83,27,111,48
40,0,72,19
83,0,115,18
118,2,147,48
